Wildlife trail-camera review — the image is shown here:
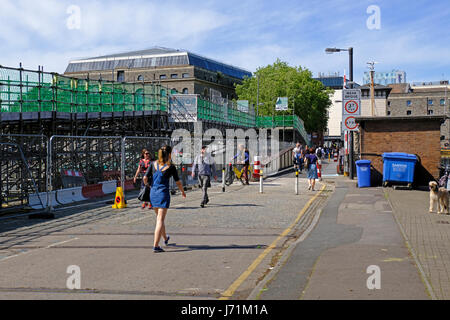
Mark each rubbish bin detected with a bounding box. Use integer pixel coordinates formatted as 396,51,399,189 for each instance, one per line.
356,160,371,188
382,152,417,188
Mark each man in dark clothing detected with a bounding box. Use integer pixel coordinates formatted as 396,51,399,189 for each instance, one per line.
192,146,217,208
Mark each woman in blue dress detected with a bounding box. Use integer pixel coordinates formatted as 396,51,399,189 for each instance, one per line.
143,145,186,253
305,147,318,191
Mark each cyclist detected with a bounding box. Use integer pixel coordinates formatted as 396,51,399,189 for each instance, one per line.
233,144,250,185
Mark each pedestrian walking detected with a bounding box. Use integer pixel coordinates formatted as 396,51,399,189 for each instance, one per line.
293,142,302,172
134,149,152,209
305,147,318,191
192,146,218,208
143,145,186,253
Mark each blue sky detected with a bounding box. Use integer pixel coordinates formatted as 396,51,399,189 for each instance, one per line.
1,0,449,84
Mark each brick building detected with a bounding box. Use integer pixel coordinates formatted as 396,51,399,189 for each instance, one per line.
387,82,450,148
64,47,252,100
356,116,445,186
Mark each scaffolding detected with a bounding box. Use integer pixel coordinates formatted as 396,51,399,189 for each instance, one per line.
0,66,168,113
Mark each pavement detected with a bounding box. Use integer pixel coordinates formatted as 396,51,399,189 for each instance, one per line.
1,159,449,300
386,188,450,300
0,171,327,300
251,160,432,300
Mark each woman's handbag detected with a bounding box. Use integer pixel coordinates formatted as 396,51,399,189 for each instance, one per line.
138,185,150,202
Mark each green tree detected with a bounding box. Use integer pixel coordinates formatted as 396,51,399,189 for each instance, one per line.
235,59,333,133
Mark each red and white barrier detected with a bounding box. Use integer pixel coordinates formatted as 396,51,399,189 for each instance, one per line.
253,156,261,179
317,160,322,181
28,180,136,209
101,180,117,195
62,170,83,177
334,152,338,162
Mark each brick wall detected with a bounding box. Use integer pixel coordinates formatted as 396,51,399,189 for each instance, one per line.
359,117,443,186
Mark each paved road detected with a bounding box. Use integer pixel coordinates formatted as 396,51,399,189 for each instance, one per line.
0,171,327,299
252,166,430,300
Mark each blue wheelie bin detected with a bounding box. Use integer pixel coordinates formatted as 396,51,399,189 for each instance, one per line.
356,160,371,188
382,152,417,188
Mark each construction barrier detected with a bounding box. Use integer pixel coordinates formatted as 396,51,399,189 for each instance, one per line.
317,160,322,181
253,156,261,179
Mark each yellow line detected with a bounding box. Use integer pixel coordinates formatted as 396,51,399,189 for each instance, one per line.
219,184,326,300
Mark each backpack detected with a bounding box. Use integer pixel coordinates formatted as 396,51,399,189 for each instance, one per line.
317,148,322,158
304,156,310,168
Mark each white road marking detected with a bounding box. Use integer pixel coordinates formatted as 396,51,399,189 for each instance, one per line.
0,237,79,263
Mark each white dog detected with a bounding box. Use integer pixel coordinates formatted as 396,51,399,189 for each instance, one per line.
429,181,449,214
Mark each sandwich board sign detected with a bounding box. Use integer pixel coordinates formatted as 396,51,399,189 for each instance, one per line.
342,89,361,132
275,97,288,111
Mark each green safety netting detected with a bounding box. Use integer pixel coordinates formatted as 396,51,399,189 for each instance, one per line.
0,67,168,113
0,66,309,144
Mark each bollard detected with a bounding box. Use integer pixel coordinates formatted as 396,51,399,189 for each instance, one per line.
295,169,299,195
222,167,225,192
259,168,263,193
317,159,322,181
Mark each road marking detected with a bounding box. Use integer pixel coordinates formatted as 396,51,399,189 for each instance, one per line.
0,238,79,263
219,184,326,300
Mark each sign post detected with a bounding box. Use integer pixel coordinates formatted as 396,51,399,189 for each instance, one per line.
342,89,361,178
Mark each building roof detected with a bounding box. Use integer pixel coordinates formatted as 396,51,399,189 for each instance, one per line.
359,83,392,91
65,46,253,80
388,83,411,94
355,115,447,123
313,76,343,89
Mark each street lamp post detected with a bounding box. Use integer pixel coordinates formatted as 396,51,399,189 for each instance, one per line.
325,47,355,179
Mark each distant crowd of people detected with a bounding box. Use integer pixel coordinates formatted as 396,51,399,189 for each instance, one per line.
292,142,341,191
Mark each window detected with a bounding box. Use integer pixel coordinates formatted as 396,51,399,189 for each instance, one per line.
428,99,433,105
182,88,188,94
160,74,167,80
160,89,166,96
428,110,434,115
406,100,412,107
387,111,391,115
171,74,178,79
171,88,178,94
137,75,144,81
441,99,446,106
182,73,190,78
117,71,125,82
407,110,412,115
387,101,391,106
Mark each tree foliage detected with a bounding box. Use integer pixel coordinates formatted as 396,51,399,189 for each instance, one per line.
235,59,333,133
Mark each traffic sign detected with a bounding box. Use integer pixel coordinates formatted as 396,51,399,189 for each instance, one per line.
344,100,359,114
343,116,358,131
275,97,288,111
342,88,361,132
